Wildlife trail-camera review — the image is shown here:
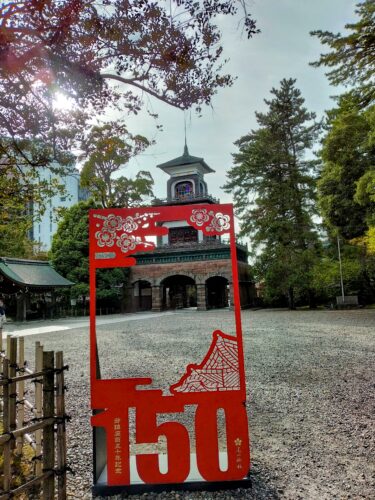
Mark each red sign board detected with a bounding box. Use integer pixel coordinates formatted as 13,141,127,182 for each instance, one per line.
89,203,251,494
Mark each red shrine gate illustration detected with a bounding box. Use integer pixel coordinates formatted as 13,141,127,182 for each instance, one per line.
89,203,251,494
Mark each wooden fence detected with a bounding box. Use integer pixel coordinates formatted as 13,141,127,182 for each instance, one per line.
0,334,69,499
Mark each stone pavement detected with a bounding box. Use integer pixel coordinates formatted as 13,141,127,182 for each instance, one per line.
2,311,176,338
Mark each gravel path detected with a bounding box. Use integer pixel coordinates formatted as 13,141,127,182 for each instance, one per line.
19,309,375,499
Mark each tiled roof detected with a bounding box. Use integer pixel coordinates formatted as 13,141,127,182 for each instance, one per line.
0,257,73,288
157,144,215,173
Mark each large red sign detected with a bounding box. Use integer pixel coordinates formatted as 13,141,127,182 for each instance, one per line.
89,203,250,493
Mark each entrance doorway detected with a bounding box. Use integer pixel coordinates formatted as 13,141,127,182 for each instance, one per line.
206,276,229,309
161,275,197,309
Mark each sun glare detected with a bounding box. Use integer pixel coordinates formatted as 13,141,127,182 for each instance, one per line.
53,92,75,111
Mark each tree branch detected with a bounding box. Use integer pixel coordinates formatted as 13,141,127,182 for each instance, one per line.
100,73,185,109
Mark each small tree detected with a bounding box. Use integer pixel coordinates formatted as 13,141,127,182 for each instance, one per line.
80,122,154,208
224,78,321,308
50,200,127,311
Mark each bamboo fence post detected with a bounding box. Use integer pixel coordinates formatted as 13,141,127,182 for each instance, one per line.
0,325,3,402
6,334,11,358
9,337,17,451
16,336,25,454
2,358,11,493
35,342,43,476
56,351,67,500
42,351,55,500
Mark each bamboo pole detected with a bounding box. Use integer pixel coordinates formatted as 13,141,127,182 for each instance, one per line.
16,336,25,454
24,399,35,412
6,334,11,358
0,324,3,401
56,351,67,500
8,337,17,451
0,418,55,445
34,342,43,476
0,369,49,386
42,351,55,500
2,358,11,493
0,470,54,500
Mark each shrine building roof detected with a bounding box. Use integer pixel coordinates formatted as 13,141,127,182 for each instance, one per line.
0,257,73,289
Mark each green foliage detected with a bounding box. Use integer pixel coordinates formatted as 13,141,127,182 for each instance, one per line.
313,6,375,297
50,200,127,307
224,78,321,308
255,247,320,307
311,255,362,299
318,98,375,240
310,239,375,304
111,171,154,209
80,122,154,208
50,201,90,297
355,169,375,207
311,0,375,107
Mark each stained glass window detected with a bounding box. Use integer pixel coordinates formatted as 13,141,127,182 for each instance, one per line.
175,181,193,199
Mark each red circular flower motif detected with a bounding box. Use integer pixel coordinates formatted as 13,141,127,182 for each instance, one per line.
190,208,209,227
95,229,116,247
116,234,137,253
209,213,230,232
103,214,123,232
123,216,138,233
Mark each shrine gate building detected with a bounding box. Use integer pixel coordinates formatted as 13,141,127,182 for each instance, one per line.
126,145,255,312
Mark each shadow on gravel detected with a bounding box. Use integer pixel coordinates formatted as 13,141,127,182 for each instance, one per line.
94,467,280,500
249,464,280,499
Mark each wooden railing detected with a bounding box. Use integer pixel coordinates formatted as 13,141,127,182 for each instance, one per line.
0,334,69,499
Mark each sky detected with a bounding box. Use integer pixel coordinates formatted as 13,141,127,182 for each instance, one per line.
117,0,358,203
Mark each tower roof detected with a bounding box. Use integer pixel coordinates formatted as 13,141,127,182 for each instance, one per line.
157,144,215,175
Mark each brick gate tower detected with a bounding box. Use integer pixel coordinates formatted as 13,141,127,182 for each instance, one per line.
126,145,255,312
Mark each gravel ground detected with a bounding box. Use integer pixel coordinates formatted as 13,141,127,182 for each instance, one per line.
19,308,375,499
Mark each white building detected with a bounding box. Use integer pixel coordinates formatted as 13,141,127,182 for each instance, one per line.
30,166,86,251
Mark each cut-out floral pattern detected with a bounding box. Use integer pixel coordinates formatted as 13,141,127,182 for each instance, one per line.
208,212,230,232
95,228,116,247
93,212,159,254
103,214,123,232
123,216,138,233
116,234,137,252
189,209,231,233
190,208,210,227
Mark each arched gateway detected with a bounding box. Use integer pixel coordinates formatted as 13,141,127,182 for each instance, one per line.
125,144,255,312
161,275,197,309
206,276,229,309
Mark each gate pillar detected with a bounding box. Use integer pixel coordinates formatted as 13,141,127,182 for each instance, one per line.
151,286,162,311
196,284,207,311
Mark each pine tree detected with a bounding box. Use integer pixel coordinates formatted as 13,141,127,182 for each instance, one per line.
310,0,375,108
224,79,321,308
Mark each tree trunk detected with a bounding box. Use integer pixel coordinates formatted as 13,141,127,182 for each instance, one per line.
308,289,317,309
288,287,296,310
